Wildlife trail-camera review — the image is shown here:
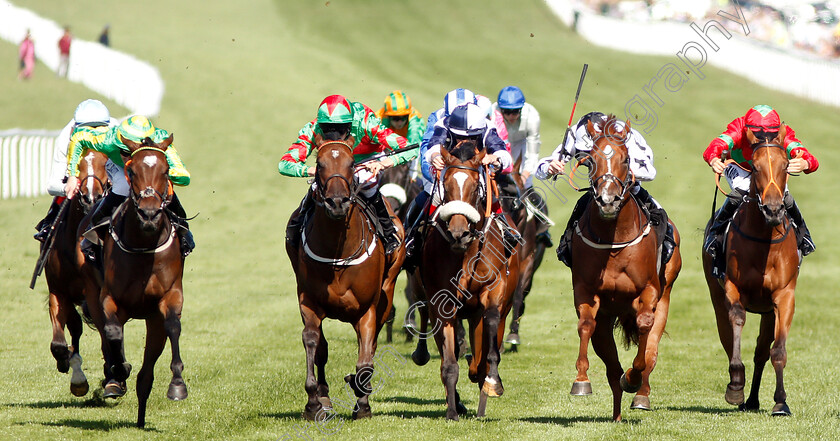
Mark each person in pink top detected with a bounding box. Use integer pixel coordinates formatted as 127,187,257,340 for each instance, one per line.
57,26,72,78
18,30,35,80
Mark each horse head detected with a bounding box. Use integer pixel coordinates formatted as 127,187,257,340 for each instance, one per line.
120,134,173,233
76,147,110,212
314,135,356,219
586,115,634,219
746,127,789,226
437,139,486,252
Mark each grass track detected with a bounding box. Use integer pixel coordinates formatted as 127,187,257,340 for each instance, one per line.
2,1,840,439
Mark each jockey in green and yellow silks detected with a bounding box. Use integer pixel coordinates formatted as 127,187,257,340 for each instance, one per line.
375,90,425,146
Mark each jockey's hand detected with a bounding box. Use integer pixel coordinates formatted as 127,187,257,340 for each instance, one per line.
307,166,316,177
546,159,566,176
64,176,80,199
788,157,809,174
431,153,444,171
709,157,725,174
520,170,531,181
482,154,501,168
364,157,393,177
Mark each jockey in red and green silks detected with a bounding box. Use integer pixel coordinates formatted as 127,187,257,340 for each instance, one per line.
280,94,413,254
703,105,818,277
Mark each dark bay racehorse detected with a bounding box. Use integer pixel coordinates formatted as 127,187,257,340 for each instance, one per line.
568,116,681,421
45,147,109,396
703,127,799,416
286,139,405,420
410,140,520,420
86,134,187,427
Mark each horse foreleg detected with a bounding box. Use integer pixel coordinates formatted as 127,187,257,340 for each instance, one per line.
315,326,331,410
66,308,89,397
770,291,794,416
623,286,657,393
300,301,324,421
632,285,671,411
348,308,378,419
591,319,624,422
102,295,131,383
410,280,431,366
571,295,599,395
136,316,167,428
724,282,747,405
742,312,774,411
434,321,462,420
163,303,187,402
481,306,504,400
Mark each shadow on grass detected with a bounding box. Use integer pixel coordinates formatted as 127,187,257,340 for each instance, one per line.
382,395,446,406
518,416,629,425
21,419,157,432
659,405,742,414
4,395,119,409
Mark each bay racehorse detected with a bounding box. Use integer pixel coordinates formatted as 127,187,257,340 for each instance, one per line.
410,139,520,420
703,127,799,416
85,134,187,427
568,116,681,421
286,138,404,420
44,147,109,397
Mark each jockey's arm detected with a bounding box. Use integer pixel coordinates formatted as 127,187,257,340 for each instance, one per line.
627,129,656,182
278,122,316,178
522,106,541,178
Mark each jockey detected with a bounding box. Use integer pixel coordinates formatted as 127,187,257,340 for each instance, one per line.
536,111,674,267
703,105,817,277
65,115,194,259
33,99,119,242
281,94,415,255
402,103,518,268
476,94,509,150
376,90,425,146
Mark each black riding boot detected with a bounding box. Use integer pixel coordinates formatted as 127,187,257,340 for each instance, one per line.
556,192,591,268
495,173,522,212
81,192,127,262
286,189,315,248
34,198,61,242
525,190,554,247
785,194,815,256
403,191,430,271
367,192,401,255
168,192,194,257
496,214,523,254
703,196,739,259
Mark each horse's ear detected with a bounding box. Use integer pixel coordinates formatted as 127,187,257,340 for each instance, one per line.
624,118,632,133
313,132,324,149
775,126,787,144
440,145,453,161
744,128,758,145
347,134,356,147
119,133,140,153
586,118,599,136
159,133,173,151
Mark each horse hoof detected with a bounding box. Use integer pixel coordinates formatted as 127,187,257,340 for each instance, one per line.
504,333,520,345
482,377,504,398
411,350,430,366
771,402,791,416
302,405,323,421
167,380,188,401
352,405,372,420
318,396,333,410
103,380,127,399
725,385,744,405
570,381,592,396
51,344,71,373
631,395,651,410
620,372,641,393
464,354,473,365
70,381,89,397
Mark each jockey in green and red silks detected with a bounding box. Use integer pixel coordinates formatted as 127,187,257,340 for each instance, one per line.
279,94,416,254
703,105,819,277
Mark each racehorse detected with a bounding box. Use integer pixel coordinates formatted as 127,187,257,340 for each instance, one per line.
502,159,551,349
410,139,520,420
286,137,405,420
44,147,109,397
702,127,799,416
87,134,187,427
568,116,681,421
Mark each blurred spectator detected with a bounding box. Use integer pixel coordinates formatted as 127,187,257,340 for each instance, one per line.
57,26,72,77
98,25,110,47
18,30,35,80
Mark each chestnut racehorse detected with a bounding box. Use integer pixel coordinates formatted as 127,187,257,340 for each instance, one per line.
410,139,520,420
703,127,799,416
44,147,109,397
568,116,681,421
286,139,404,420
87,134,187,427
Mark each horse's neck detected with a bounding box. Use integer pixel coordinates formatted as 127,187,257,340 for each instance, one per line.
583,197,642,241
120,203,171,247
309,204,367,253
735,197,787,239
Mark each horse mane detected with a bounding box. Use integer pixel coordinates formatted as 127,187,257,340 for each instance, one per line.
448,139,479,162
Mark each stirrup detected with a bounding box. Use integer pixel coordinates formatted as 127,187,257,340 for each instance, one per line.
34,229,48,243
382,234,400,255
180,230,195,257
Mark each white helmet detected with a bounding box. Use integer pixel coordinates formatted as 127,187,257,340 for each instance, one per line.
448,103,487,137
73,99,110,126
443,88,477,117
475,95,492,119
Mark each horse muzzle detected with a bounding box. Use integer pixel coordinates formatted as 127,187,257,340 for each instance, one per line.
323,196,351,219
595,193,621,219
137,207,163,231
759,202,785,226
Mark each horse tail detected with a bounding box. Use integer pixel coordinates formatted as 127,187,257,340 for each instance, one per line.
79,302,97,330
614,313,640,349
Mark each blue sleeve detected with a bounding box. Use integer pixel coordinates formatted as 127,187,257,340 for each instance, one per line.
420,112,439,182
484,128,506,154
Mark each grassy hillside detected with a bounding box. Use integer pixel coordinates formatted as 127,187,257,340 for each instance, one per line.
2,0,839,439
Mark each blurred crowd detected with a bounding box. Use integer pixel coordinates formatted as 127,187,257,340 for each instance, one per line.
580,0,840,58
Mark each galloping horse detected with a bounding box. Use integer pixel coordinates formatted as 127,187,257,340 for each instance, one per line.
410,140,520,420
44,147,109,396
568,116,681,421
87,134,187,427
286,138,404,420
703,127,799,416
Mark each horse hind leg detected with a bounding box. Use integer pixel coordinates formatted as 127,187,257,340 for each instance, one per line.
136,316,168,428
769,293,794,416
632,287,672,411
48,292,73,373
591,320,624,421
315,327,331,410
66,309,89,397
347,309,379,419
480,307,505,399
740,312,774,411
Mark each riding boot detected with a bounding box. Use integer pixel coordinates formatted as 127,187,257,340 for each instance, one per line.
403,191,430,271
633,184,670,261
703,196,740,260
81,192,127,263
661,222,675,266
367,192,401,255
527,191,554,247
286,189,315,248
34,198,61,242
168,192,195,257
785,194,815,256
496,214,523,254
556,192,592,268
495,173,522,212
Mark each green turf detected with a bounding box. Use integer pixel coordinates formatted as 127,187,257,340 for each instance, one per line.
2,0,840,439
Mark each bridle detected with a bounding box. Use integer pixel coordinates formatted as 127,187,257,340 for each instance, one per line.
433,162,491,243
750,142,787,210
587,132,635,203
314,140,360,205
125,147,172,214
